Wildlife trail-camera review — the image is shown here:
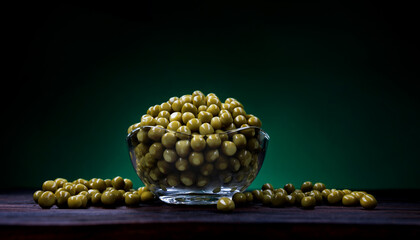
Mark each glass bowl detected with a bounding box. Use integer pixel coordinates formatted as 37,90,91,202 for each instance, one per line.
126,125,269,205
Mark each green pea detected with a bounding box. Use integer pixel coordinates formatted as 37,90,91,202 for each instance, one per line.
308,190,323,204
117,189,125,204
262,194,272,206
112,176,125,190
55,190,71,208
261,183,274,191
274,188,287,195
300,181,313,193
104,179,113,188
272,192,287,207
342,194,358,206
90,178,107,192
262,189,274,196
91,192,102,205
321,189,331,202
293,192,305,205
244,192,254,202
38,191,56,209
140,191,155,202
313,182,326,192
283,183,295,194
327,191,343,205
88,189,100,195
351,191,366,201
78,194,88,208
180,171,196,187
68,195,83,209
217,197,235,212
74,183,88,194
285,194,296,205
63,183,76,195
360,194,377,210
342,189,352,195
54,178,68,188
232,192,247,206
252,189,263,202
78,191,91,204
301,196,316,209
125,192,141,206
42,180,57,192
73,178,88,186
221,141,237,156
101,190,117,206
33,190,43,203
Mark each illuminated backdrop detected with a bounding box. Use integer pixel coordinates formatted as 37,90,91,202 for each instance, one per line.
4,2,419,190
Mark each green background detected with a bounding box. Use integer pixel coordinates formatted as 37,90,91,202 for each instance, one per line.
4,2,419,190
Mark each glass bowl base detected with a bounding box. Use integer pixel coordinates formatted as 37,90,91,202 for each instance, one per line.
157,189,236,205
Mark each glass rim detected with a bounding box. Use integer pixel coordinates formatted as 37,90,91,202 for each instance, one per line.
127,125,269,140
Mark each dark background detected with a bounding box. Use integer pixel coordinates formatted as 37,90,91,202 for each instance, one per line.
3,2,419,190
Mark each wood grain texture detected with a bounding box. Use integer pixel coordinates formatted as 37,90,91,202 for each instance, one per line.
1,190,419,239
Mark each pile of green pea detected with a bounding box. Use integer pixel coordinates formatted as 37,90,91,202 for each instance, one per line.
127,90,264,191
217,181,378,212
33,177,155,209
34,178,377,212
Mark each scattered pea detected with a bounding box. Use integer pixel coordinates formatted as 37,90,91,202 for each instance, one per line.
33,190,43,203
54,178,68,188
283,183,295,194
141,191,155,202
217,197,235,212
360,194,377,210
78,194,88,208
55,190,71,208
244,192,254,202
294,192,305,206
34,177,158,209
262,183,274,191
285,194,296,205
272,192,287,207
232,192,247,206
351,191,366,201
262,189,274,196
342,194,358,206
321,189,331,201
301,181,313,193
74,183,88,194
262,194,272,206
327,191,343,205
68,195,83,209
112,176,125,190
91,192,102,205
252,189,263,202
79,191,91,203
342,189,352,195
42,180,57,192
38,191,56,209
313,182,326,192
301,196,316,209
125,192,141,206
124,179,133,191
101,190,117,206
104,179,113,188
63,183,76,195
308,190,323,204
90,178,106,192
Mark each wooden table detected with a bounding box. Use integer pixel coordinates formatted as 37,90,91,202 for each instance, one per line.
1,190,419,239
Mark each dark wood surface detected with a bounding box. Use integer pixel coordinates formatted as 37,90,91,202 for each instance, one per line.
1,190,419,239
